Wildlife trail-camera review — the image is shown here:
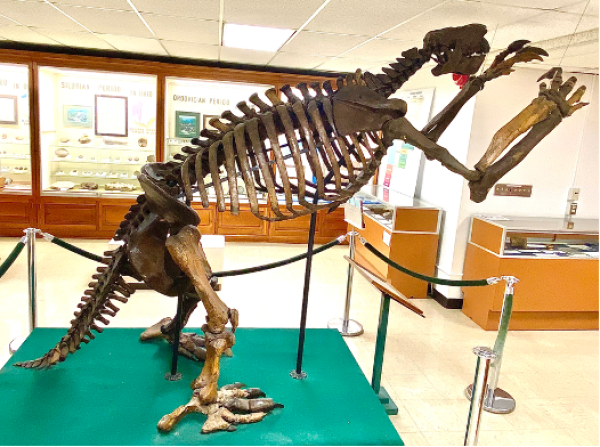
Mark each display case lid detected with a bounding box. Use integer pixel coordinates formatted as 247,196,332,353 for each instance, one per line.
357,184,439,210
475,215,599,235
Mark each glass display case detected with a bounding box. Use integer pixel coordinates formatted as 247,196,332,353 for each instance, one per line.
464,215,599,330
354,184,440,232
38,66,157,196
474,215,599,259
0,63,31,194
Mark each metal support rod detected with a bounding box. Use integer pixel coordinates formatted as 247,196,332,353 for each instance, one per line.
292,207,318,380
464,346,497,446
372,292,391,394
165,292,185,381
25,228,38,332
465,276,518,414
328,231,364,336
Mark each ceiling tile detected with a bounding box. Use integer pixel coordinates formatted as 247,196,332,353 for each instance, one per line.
559,53,599,69
492,11,585,49
55,4,154,37
342,38,422,62
0,13,18,26
49,0,133,11
564,40,599,58
130,0,219,20
382,0,539,42
557,0,598,15
160,40,219,60
576,14,599,32
315,56,379,73
268,51,330,70
33,28,115,49
141,14,218,44
223,0,324,29
0,0,87,31
0,24,62,44
219,47,273,66
281,31,370,57
97,33,167,54
305,0,447,36
473,0,586,9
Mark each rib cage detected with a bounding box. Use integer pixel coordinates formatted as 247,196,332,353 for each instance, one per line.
178,78,390,222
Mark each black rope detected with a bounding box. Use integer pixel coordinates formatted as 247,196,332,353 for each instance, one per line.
211,236,344,278
362,240,490,287
47,235,105,263
0,239,26,279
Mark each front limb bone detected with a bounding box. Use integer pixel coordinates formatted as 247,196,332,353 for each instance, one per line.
383,117,480,181
469,68,588,202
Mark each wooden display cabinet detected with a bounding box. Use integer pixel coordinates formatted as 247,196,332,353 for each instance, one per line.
462,216,599,330
348,186,441,299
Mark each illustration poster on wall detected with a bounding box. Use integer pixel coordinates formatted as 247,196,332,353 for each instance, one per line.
378,88,434,197
95,95,128,137
0,95,17,124
176,111,201,138
63,105,92,128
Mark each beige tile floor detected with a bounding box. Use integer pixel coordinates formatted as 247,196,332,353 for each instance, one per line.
0,236,598,446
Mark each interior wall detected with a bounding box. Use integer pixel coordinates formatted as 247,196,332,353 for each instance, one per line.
407,66,598,299
403,67,477,297
455,67,597,297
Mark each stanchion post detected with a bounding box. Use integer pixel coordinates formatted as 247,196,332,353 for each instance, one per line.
371,292,398,415
328,231,364,336
25,228,40,332
8,233,30,355
465,276,518,414
464,346,497,446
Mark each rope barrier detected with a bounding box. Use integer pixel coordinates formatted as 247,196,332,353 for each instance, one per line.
42,233,105,263
212,234,346,278
0,235,27,279
359,238,494,287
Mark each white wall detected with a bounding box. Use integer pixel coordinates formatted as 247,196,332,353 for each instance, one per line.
402,68,477,297
405,67,598,299
417,67,598,298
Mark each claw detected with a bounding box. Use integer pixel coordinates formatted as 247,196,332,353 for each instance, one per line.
537,67,562,83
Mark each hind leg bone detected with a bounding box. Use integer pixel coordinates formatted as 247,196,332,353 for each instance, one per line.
157,225,279,433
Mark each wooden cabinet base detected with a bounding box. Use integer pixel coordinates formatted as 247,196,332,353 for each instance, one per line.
463,232,599,331
1,196,349,244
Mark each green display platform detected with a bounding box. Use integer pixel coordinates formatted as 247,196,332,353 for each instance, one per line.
1,328,403,446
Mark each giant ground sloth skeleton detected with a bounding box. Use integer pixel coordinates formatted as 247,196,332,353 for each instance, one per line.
15,24,587,434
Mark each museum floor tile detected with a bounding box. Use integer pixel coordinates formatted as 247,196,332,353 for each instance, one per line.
1,237,598,446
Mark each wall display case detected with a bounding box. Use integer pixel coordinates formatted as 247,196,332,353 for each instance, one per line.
0,48,346,241
164,78,272,204
348,185,441,299
38,67,157,197
462,216,599,330
0,63,31,194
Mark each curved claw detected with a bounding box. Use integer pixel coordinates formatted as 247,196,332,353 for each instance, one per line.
221,397,282,414
537,67,562,83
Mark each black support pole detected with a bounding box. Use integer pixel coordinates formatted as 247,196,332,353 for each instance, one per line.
293,170,335,379
292,208,318,379
165,291,184,381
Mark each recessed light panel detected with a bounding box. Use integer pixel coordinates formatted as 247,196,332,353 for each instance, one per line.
223,23,294,52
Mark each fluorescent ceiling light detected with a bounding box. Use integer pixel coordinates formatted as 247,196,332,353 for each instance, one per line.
223,23,294,52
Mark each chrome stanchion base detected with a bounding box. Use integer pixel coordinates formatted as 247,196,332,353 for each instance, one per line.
327,318,364,337
8,336,26,355
465,384,516,414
